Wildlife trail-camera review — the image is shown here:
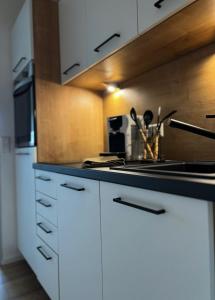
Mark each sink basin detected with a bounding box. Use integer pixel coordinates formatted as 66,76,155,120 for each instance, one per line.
111,161,215,179
135,161,215,179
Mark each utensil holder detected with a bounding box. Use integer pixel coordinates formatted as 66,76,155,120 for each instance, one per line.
143,131,161,161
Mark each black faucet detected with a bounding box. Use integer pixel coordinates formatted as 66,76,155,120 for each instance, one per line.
168,116,215,140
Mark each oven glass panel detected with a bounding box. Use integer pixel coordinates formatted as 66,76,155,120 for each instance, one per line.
14,80,35,147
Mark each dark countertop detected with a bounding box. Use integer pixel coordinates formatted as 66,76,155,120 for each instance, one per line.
33,162,215,202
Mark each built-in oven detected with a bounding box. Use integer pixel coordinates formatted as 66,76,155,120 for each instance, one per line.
13,61,36,148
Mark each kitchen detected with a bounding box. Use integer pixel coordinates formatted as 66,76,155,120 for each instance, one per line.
0,0,215,299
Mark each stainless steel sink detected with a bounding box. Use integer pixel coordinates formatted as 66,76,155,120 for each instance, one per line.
111,161,215,179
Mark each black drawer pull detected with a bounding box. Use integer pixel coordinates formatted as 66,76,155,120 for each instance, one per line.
113,197,166,215
36,176,51,182
154,0,165,8
60,183,85,192
94,33,121,53
63,63,80,75
37,246,52,260
36,199,52,208
37,222,52,234
13,57,26,73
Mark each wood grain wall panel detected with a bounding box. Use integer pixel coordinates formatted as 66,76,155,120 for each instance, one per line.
103,43,215,161
36,81,104,163
32,0,60,83
33,0,104,163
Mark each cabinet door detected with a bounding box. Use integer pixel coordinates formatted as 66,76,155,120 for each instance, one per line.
58,175,102,300
138,0,195,34
15,147,37,272
11,0,33,77
86,0,138,65
100,182,214,300
59,0,87,84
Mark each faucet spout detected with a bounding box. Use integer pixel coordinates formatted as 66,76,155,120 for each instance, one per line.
168,119,215,140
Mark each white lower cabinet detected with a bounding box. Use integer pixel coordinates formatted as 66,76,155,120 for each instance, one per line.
16,147,37,272
35,237,59,300
57,175,102,300
100,182,214,300
32,171,215,300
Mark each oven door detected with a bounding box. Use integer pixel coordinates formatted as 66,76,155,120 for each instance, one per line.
14,77,36,148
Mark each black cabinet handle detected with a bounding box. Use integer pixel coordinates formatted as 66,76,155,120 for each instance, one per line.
206,115,215,119
154,0,165,8
13,57,27,73
37,246,52,260
36,176,51,182
94,33,121,53
36,199,52,208
60,183,85,192
113,197,166,215
37,222,52,234
63,63,80,75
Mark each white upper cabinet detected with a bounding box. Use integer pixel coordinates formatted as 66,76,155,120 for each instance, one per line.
11,0,33,78
86,0,138,66
138,0,195,34
59,0,88,84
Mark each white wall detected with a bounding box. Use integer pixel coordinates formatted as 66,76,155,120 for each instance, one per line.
0,0,25,264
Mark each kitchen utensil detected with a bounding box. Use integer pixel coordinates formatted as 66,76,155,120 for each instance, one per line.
130,108,154,160
130,108,141,129
156,106,162,129
158,110,177,130
143,110,154,129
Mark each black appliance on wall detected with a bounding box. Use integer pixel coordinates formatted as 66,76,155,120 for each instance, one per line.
13,61,36,148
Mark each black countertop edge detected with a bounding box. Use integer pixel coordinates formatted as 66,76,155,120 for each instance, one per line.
33,163,215,202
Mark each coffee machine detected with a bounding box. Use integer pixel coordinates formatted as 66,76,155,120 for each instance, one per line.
107,115,143,159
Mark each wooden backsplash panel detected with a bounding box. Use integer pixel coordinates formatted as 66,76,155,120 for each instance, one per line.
103,43,215,161
33,0,104,163
36,80,104,163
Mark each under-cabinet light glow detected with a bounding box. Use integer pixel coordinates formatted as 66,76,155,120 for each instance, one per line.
106,84,119,93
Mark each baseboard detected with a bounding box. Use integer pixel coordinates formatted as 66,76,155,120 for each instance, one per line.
0,254,23,265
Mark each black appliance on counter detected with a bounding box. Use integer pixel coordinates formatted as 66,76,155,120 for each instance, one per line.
107,114,144,160
13,61,36,148
108,116,127,153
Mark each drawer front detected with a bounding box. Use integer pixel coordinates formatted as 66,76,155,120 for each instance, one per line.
36,192,58,226
35,237,59,300
35,170,57,199
36,215,58,253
